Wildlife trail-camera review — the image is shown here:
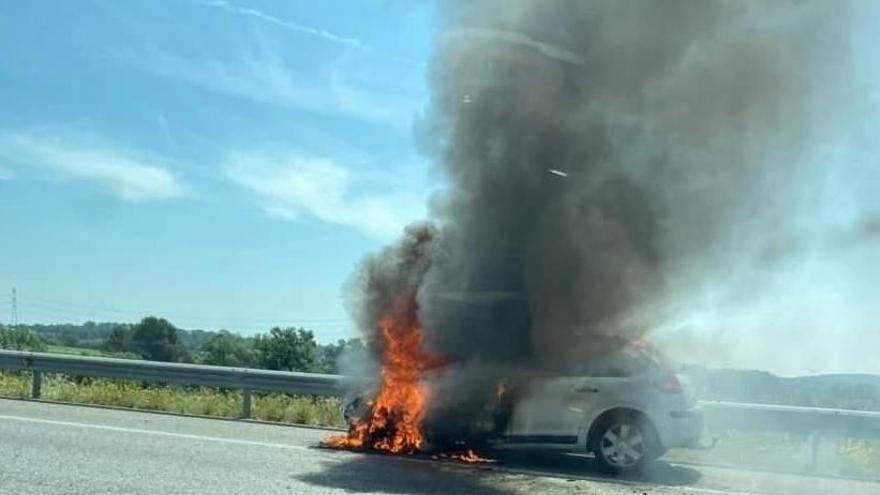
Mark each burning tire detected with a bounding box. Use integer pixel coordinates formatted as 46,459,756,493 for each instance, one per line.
588,410,659,475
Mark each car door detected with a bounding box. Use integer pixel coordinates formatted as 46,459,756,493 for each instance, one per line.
501,350,652,445
504,370,600,444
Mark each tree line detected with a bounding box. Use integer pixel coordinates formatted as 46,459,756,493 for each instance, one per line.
0,318,364,374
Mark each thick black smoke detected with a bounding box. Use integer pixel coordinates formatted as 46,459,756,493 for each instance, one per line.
348,0,853,424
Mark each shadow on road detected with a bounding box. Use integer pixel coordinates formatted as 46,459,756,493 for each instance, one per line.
489,451,702,486
298,452,517,495
298,447,701,494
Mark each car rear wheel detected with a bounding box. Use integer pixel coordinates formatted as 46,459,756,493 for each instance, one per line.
589,411,657,475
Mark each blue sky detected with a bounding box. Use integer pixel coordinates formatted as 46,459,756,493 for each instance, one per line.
1,1,879,374
0,0,437,340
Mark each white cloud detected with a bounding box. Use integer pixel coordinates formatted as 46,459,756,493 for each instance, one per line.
3,133,187,202
226,152,425,239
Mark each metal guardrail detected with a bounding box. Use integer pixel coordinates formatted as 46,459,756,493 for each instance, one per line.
702,400,880,439
701,399,880,473
0,349,343,418
2,349,879,474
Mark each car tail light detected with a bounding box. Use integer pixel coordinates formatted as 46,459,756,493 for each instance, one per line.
653,373,683,394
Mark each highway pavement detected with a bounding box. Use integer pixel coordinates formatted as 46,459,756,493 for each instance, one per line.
1,399,878,495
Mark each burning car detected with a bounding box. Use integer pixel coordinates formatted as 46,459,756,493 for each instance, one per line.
341,341,705,474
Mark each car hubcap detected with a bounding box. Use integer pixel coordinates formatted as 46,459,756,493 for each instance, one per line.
600,423,645,467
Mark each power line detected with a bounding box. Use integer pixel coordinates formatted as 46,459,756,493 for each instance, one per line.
19,304,125,325
17,312,86,326
23,295,352,326
24,300,148,322
13,295,358,342
15,295,356,334
15,309,355,335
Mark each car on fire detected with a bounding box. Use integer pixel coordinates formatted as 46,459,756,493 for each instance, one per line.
342,342,706,474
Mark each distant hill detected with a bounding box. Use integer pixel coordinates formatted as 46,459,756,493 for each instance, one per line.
685,365,880,411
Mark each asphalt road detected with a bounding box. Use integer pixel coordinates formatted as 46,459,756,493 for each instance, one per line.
1,399,878,495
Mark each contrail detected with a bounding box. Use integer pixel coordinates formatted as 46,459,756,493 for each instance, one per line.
201,0,426,68
204,0,362,47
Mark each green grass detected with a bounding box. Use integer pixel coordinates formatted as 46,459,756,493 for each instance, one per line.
45,345,108,357
834,438,880,477
667,429,880,479
0,372,29,398
0,371,345,428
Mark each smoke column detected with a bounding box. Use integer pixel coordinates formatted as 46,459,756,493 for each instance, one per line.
348,0,855,416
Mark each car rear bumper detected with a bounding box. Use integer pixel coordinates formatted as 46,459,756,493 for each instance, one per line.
656,406,705,449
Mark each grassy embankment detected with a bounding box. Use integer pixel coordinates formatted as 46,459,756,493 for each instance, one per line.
2,344,343,426
44,345,106,357
0,371,344,428
667,429,880,480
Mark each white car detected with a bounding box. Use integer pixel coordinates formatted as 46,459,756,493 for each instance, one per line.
344,343,705,474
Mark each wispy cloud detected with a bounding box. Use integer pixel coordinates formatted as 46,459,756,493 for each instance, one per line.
203,0,362,47
2,133,187,202
120,45,418,126
114,2,425,126
225,152,425,239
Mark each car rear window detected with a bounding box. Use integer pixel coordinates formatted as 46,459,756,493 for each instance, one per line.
573,348,651,377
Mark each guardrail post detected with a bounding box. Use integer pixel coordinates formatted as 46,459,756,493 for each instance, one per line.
808,433,820,473
31,370,42,399
242,388,253,419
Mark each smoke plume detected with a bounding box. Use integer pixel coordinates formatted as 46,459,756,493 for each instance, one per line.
349,0,856,417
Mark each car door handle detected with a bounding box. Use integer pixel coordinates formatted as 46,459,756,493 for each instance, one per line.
574,386,599,394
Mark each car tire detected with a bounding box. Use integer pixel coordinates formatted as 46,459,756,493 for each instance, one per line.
589,410,658,475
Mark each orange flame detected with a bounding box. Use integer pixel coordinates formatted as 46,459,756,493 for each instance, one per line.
495,380,507,401
444,449,493,463
326,298,445,454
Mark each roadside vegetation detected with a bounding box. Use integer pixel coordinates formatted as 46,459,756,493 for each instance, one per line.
45,345,106,357
0,326,47,352
0,371,345,428
668,429,880,480
0,318,366,373
0,320,353,428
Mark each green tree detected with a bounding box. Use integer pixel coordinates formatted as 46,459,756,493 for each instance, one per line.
317,338,365,374
58,329,80,347
0,326,46,351
200,330,256,367
130,317,189,362
102,326,132,353
253,327,318,372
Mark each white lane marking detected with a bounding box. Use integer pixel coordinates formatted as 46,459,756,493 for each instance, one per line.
0,413,767,495
0,414,312,452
